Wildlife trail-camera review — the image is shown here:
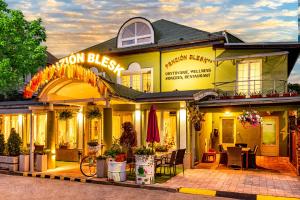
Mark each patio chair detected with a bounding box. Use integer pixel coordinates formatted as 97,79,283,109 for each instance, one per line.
159,150,177,176
218,144,227,166
227,147,243,169
235,143,247,148
175,149,186,175
248,145,258,169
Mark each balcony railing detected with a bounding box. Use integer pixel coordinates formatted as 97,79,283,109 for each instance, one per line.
214,79,287,96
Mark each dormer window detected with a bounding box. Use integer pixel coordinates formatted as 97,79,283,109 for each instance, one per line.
117,18,154,48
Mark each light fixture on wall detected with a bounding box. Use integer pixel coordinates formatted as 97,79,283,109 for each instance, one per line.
224,111,232,116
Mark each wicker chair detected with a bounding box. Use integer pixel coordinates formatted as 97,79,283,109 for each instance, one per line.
248,145,258,169
227,147,243,169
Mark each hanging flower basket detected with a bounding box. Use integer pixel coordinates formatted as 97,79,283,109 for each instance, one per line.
187,105,205,131
59,110,73,120
238,110,262,128
86,107,102,120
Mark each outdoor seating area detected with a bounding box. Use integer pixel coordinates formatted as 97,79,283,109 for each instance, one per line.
216,144,258,170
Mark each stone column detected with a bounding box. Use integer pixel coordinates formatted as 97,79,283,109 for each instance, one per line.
103,108,113,151
46,110,56,169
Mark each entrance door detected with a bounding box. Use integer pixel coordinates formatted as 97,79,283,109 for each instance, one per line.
261,116,279,156
220,118,235,148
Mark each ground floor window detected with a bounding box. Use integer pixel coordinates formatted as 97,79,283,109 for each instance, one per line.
33,113,47,145
155,111,177,148
112,112,133,141
89,118,102,143
57,116,77,149
0,114,24,141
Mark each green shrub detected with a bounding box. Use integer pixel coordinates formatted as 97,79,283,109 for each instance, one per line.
7,129,22,156
0,134,5,155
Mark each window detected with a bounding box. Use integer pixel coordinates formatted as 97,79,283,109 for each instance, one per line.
57,115,77,149
119,62,152,92
0,114,24,141
34,114,47,145
237,60,262,95
112,112,133,140
117,18,154,48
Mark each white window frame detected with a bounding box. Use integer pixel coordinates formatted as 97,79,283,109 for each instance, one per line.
118,67,153,92
117,18,154,48
236,59,262,95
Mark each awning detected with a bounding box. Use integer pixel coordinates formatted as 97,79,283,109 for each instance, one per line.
215,50,289,62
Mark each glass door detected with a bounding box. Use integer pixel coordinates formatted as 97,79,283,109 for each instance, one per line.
220,118,235,149
261,116,279,156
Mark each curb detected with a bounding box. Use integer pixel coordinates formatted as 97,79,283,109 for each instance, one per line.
179,187,300,200
0,170,177,193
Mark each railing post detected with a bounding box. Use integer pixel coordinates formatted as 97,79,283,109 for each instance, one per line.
273,80,276,93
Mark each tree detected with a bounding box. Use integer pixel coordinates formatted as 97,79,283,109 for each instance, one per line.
288,83,300,93
0,0,47,98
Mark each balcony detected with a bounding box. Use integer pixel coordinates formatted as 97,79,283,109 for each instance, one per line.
214,79,288,97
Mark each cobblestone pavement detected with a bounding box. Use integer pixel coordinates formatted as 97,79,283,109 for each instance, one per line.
0,174,230,200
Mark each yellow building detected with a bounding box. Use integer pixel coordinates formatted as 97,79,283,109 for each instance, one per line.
1,17,300,174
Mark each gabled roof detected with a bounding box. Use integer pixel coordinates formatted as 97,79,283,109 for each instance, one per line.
212,31,244,43
46,51,58,64
80,19,224,55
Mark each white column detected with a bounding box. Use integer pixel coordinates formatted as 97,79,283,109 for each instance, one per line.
179,102,187,149
135,105,141,146
29,113,34,173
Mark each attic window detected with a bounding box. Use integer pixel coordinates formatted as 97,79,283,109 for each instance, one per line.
117,18,154,48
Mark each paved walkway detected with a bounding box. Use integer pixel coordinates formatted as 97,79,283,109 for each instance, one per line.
160,157,300,198
0,174,230,200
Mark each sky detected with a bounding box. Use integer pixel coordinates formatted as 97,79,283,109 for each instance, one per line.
5,0,300,83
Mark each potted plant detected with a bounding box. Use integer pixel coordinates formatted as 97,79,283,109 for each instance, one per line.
0,129,22,171
238,110,262,128
282,92,291,97
119,122,137,163
105,143,126,182
59,110,73,120
86,107,102,120
187,105,205,131
266,91,279,98
19,147,30,172
36,149,49,172
220,92,231,100
250,91,263,98
233,92,246,99
135,146,155,185
291,91,298,97
96,155,107,178
155,144,169,152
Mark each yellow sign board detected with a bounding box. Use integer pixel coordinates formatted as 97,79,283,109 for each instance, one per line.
58,53,124,76
161,47,215,91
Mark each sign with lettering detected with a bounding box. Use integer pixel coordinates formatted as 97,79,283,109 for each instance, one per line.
161,47,215,91
58,53,124,76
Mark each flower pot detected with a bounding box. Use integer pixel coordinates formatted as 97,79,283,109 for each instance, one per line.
97,159,108,178
19,155,29,172
135,155,155,185
36,154,47,172
107,161,126,182
267,93,279,98
0,155,18,171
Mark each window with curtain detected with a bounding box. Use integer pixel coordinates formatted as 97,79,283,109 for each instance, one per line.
112,112,133,141
57,116,77,149
34,114,47,145
120,71,152,92
1,114,24,141
237,60,262,95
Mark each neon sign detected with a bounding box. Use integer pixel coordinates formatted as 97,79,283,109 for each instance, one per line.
58,53,124,76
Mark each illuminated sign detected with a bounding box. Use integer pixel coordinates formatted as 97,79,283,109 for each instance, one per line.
58,53,124,76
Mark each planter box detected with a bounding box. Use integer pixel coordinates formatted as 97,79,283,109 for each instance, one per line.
233,95,246,99
135,155,155,185
97,159,107,178
19,155,29,172
267,94,280,98
250,95,262,98
36,154,47,172
107,161,126,182
0,156,19,171
220,96,231,100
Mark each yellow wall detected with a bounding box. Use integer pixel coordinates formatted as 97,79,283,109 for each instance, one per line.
161,46,216,92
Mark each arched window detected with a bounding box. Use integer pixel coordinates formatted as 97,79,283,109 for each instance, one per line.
117,18,154,48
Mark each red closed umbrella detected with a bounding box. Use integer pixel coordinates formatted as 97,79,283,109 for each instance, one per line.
146,105,160,147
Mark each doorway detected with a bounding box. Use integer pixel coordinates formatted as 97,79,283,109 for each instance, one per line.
220,117,236,148
261,116,279,156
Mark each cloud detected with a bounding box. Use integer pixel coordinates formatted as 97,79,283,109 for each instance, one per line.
254,0,296,9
